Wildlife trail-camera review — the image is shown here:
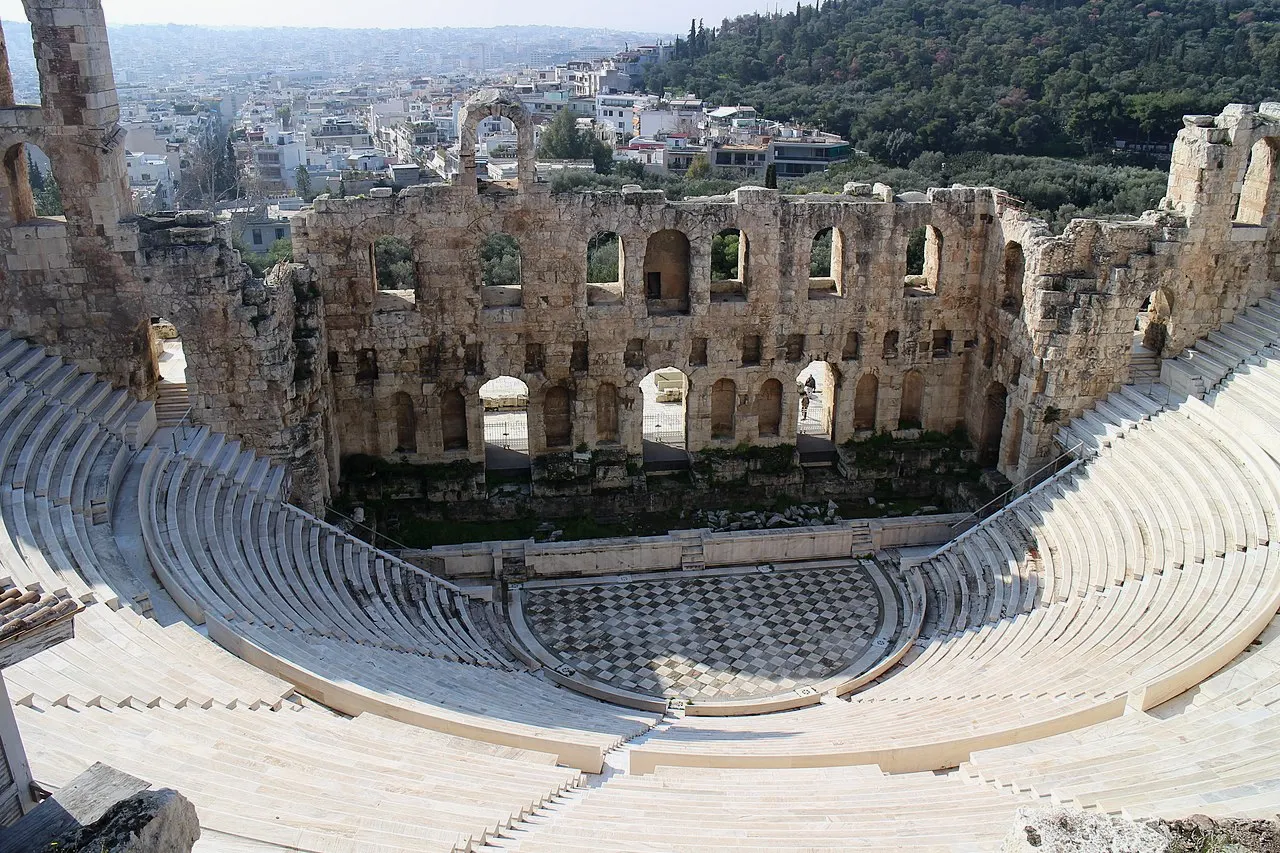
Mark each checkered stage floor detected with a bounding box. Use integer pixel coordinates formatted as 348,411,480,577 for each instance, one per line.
522,562,889,702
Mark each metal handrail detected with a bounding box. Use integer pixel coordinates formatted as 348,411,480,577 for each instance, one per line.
168,406,196,454
324,503,416,554
948,439,1091,533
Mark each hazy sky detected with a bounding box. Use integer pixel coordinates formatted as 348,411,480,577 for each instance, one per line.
0,0,769,34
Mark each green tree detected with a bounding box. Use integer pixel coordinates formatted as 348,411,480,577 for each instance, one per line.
480,234,521,286
586,233,619,282
26,158,44,194
373,236,415,290
710,231,740,281
34,173,62,217
538,108,615,175
295,164,313,201
764,163,777,189
267,237,293,266
686,155,712,180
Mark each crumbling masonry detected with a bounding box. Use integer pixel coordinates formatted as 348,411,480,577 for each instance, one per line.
0,4,1276,512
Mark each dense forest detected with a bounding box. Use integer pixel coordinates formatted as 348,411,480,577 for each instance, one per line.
644,0,1280,164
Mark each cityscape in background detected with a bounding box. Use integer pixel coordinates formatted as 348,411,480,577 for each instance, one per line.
1,19,853,260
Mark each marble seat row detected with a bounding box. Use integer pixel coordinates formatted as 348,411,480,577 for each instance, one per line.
963,608,1280,821
1163,292,1280,393
138,428,661,772
481,765,1031,852
0,332,602,851
624,377,1280,773
18,699,582,853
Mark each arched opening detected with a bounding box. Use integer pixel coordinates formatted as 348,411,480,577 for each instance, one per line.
392,391,417,453
441,388,469,451
756,378,783,437
587,231,623,305
904,225,941,293
853,373,879,432
1136,287,1174,362
479,376,530,475
710,227,747,301
899,370,924,429
808,226,844,298
149,317,196,428
595,383,619,444
543,386,573,449
3,143,58,223
980,382,1008,467
1002,242,1025,313
480,233,522,308
710,378,737,441
1004,407,1024,470
641,368,690,470
1234,138,1279,226
371,236,415,292
644,229,690,315
796,362,838,440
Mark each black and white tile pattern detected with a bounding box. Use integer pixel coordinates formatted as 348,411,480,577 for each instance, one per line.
523,562,888,702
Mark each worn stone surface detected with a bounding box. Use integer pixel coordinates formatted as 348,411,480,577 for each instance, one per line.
1002,807,1170,853
59,787,200,853
0,3,1277,509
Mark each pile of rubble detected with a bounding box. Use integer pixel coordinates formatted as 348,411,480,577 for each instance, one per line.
694,501,842,532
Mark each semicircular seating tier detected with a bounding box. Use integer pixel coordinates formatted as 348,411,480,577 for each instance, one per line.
0,333,590,852
0,287,1279,849
627,297,1280,775
137,425,658,773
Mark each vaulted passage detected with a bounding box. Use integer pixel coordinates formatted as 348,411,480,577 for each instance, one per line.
479,376,530,476
641,368,689,470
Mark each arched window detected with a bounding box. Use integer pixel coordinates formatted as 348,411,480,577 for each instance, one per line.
392,391,416,453
480,233,522,307
587,231,623,305
900,370,924,428
853,374,878,431
3,143,57,223
1002,242,1025,313
441,389,468,451
756,378,782,437
808,227,844,298
904,225,941,293
596,382,619,443
710,378,736,440
544,386,573,449
644,229,690,315
710,227,747,301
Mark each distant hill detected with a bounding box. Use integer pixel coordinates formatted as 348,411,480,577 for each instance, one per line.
644,0,1280,163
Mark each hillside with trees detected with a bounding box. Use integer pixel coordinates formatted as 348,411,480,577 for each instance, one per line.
645,0,1280,165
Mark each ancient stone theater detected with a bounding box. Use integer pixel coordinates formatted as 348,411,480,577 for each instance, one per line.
0,0,1274,849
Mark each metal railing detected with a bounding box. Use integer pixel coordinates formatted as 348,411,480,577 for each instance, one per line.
324,503,415,555
482,412,530,452
168,406,197,454
947,439,1091,534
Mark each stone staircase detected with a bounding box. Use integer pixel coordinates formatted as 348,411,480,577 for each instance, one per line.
850,522,873,556
1128,341,1160,383
154,381,189,428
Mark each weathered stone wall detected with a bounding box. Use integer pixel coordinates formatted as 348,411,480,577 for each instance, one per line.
0,13,1277,512
0,1,332,509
